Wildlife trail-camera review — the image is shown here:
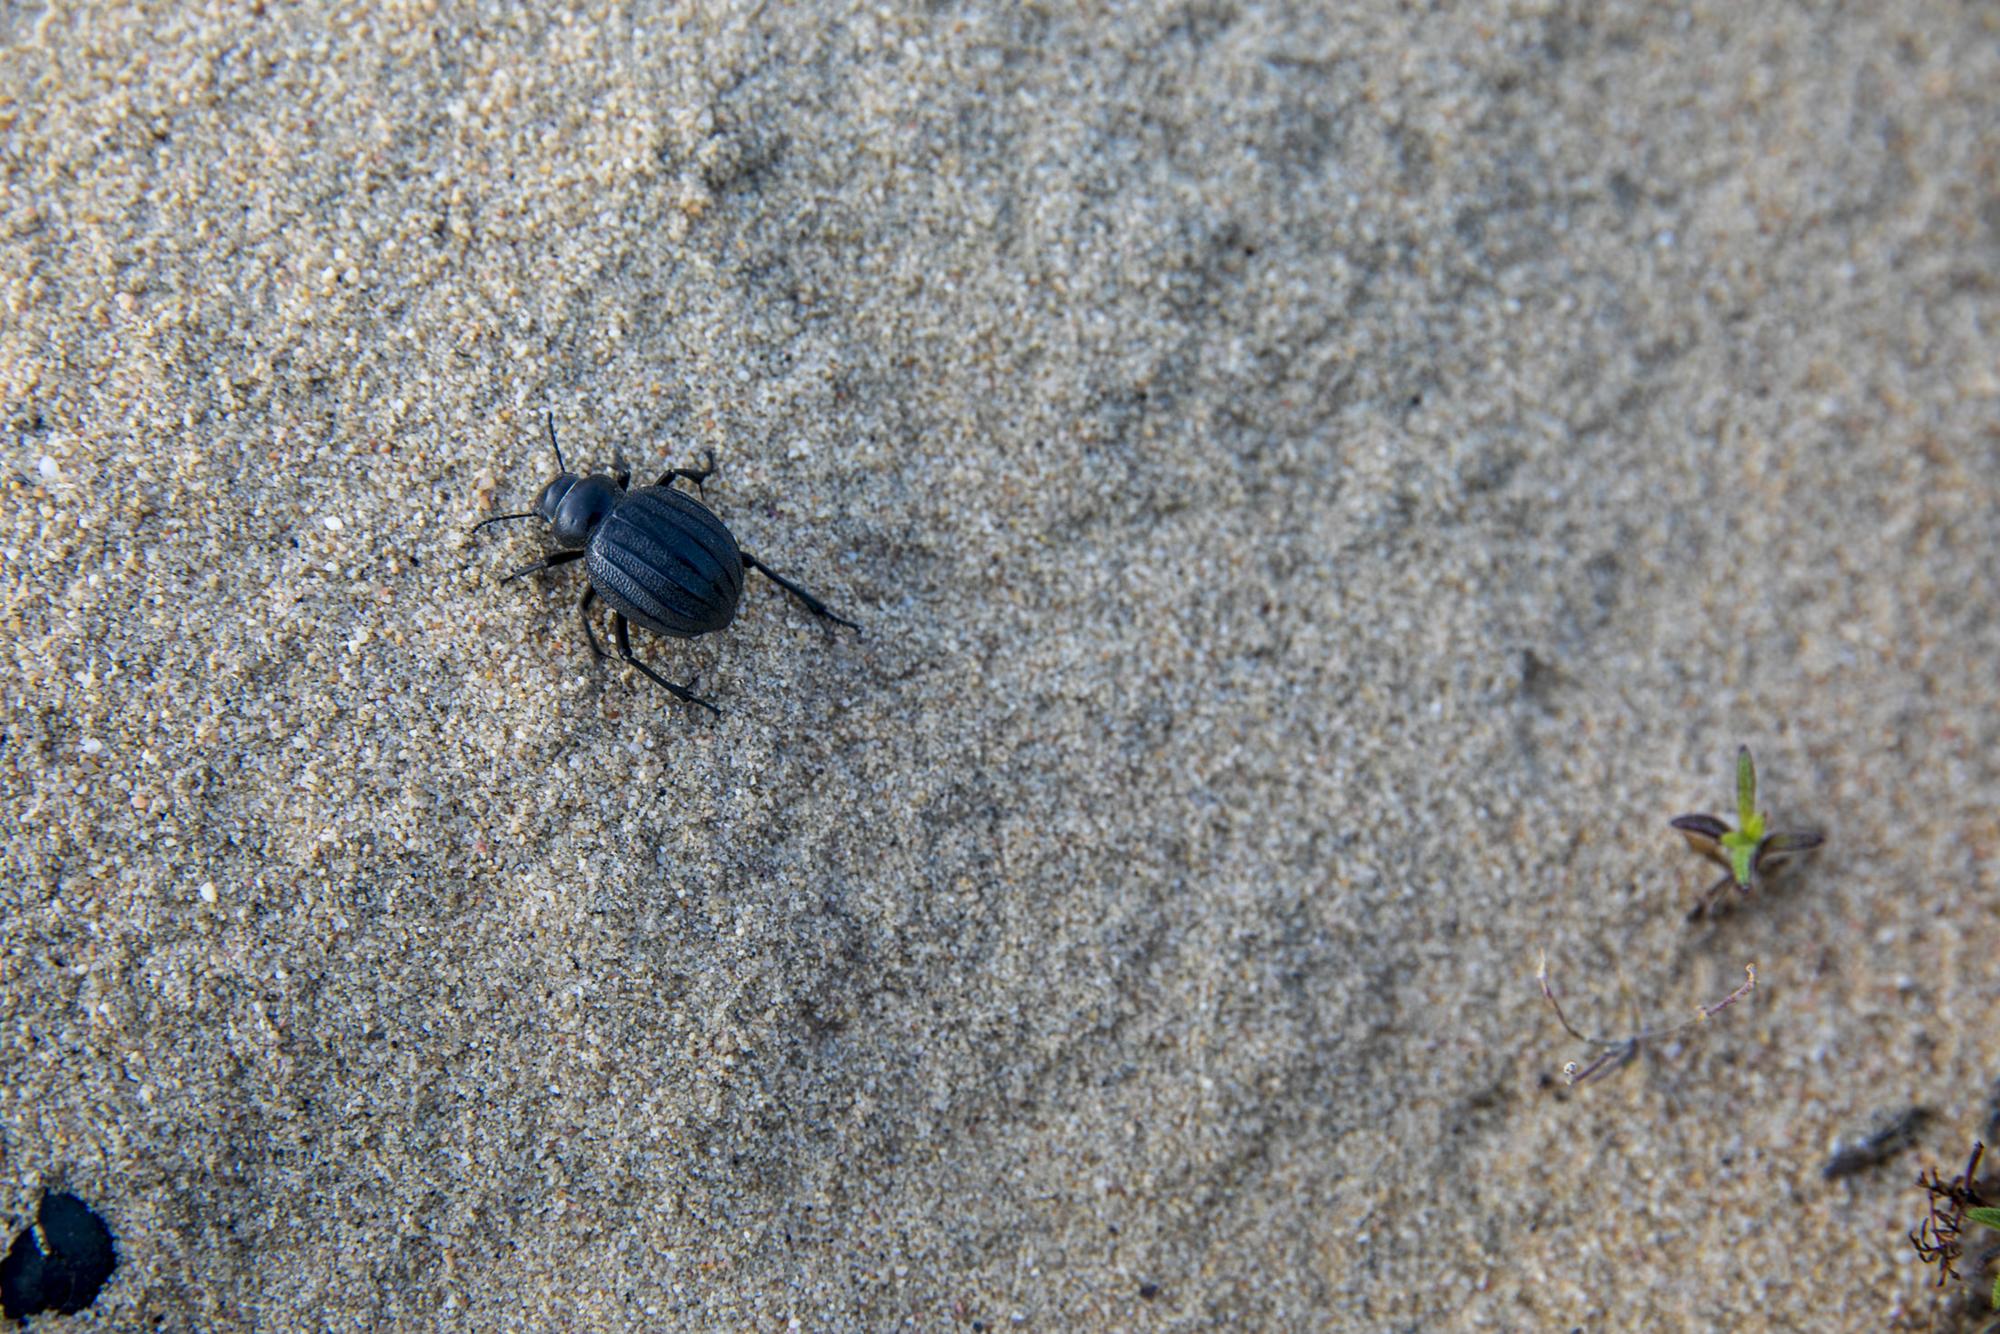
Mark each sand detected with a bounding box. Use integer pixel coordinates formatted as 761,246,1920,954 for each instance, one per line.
3,1,1997,1328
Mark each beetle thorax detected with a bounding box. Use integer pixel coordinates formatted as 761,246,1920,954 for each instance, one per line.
536,473,621,548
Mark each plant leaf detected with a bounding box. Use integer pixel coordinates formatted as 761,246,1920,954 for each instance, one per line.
1760,831,1826,856
1991,1269,1998,1311
1720,828,1759,887
1736,746,1757,829
1670,814,1730,840
1729,841,1756,887
1966,1206,2000,1230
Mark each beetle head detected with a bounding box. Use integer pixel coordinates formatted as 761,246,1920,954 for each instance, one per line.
536,472,619,548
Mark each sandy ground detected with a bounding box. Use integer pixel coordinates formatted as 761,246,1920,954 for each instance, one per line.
3,2,1997,1328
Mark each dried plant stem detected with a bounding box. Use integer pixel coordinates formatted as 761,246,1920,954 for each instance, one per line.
1910,1141,1992,1288
1537,955,1757,1085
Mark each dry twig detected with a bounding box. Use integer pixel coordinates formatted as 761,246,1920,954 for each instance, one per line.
1537,955,1757,1085
1910,1141,1996,1292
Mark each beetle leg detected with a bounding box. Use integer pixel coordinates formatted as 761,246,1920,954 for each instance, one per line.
614,614,720,717
741,552,860,630
653,448,717,496
578,587,606,660
504,549,585,582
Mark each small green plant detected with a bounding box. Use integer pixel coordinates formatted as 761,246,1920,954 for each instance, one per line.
1669,745,1825,920
1910,1141,2000,1309
1537,955,1756,1085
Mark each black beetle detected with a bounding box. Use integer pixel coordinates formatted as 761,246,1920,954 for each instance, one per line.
472,414,858,716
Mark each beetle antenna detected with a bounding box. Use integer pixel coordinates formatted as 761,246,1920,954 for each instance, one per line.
546,411,568,474
470,511,541,534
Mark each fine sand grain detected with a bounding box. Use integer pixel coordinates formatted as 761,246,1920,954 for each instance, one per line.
3,3,1997,1328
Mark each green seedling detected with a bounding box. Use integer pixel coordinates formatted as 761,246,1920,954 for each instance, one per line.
1669,745,1824,920
1910,1141,2000,1309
